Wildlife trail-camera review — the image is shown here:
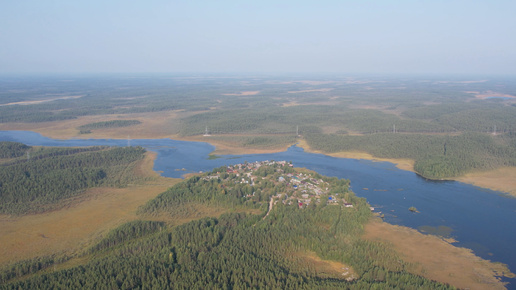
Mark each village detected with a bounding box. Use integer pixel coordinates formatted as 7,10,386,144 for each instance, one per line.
202,160,354,209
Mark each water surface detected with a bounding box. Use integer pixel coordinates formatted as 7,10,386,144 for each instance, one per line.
1,130,515,287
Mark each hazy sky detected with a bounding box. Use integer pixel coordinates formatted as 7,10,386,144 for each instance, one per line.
1,0,515,75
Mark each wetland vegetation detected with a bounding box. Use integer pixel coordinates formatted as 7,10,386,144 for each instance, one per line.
1,74,515,181
0,141,146,215
0,163,456,289
0,74,515,288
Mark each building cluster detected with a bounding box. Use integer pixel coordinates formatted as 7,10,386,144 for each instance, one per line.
202,160,353,209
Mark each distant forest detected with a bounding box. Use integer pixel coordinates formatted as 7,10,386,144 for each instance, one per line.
1,75,515,179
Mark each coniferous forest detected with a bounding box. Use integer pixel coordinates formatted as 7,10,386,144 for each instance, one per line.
0,142,146,215
0,164,453,289
0,75,514,289
1,75,515,179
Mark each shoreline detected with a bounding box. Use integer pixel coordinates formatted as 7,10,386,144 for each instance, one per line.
295,139,416,172
1,128,514,288
363,217,514,289
1,125,515,197
295,139,516,198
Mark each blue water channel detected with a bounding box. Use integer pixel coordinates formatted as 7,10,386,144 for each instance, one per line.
1,130,516,287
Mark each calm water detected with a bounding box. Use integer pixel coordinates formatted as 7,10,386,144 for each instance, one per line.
1,130,516,287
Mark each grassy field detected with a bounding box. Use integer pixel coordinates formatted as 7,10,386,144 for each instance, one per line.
455,167,516,197
0,111,184,140
0,151,260,266
290,251,357,281
363,218,514,290
0,152,179,265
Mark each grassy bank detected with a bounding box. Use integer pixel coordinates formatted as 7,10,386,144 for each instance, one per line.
298,138,516,198
364,217,514,289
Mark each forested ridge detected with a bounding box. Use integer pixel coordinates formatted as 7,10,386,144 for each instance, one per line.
0,142,146,215
305,132,516,179
0,165,453,289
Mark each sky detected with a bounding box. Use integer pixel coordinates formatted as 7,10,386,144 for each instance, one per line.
1,0,515,75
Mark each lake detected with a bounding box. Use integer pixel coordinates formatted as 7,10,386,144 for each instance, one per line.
1,130,515,287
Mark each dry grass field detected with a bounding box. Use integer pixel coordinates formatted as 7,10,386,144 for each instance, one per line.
0,152,179,265
0,110,185,140
456,167,516,197
0,150,263,267
363,218,514,290
291,251,357,281
296,139,415,172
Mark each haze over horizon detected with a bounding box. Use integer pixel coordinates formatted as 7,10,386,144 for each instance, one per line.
1,0,515,76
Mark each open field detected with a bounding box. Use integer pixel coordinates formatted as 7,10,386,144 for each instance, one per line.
473,91,516,100
222,91,260,96
0,152,180,265
0,96,84,107
363,218,514,290
296,139,416,172
455,167,516,197
181,134,295,155
0,111,184,140
291,251,357,281
0,150,263,266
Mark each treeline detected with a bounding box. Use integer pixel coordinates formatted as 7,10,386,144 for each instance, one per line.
89,220,165,253
0,142,30,159
0,76,229,123
403,102,516,133
206,135,299,150
78,120,141,130
305,132,516,179
1,171,453,289
138,169,261,216
0,256,69,285
0,145,146,215
2,75,515,139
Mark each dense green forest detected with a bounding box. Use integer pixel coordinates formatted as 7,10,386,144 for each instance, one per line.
305,132,516,179
0,165,453,289
0,142,146,215
0,142,30,159
78,120,141,131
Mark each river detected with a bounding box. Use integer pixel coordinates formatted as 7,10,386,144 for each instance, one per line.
1,130,515,287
